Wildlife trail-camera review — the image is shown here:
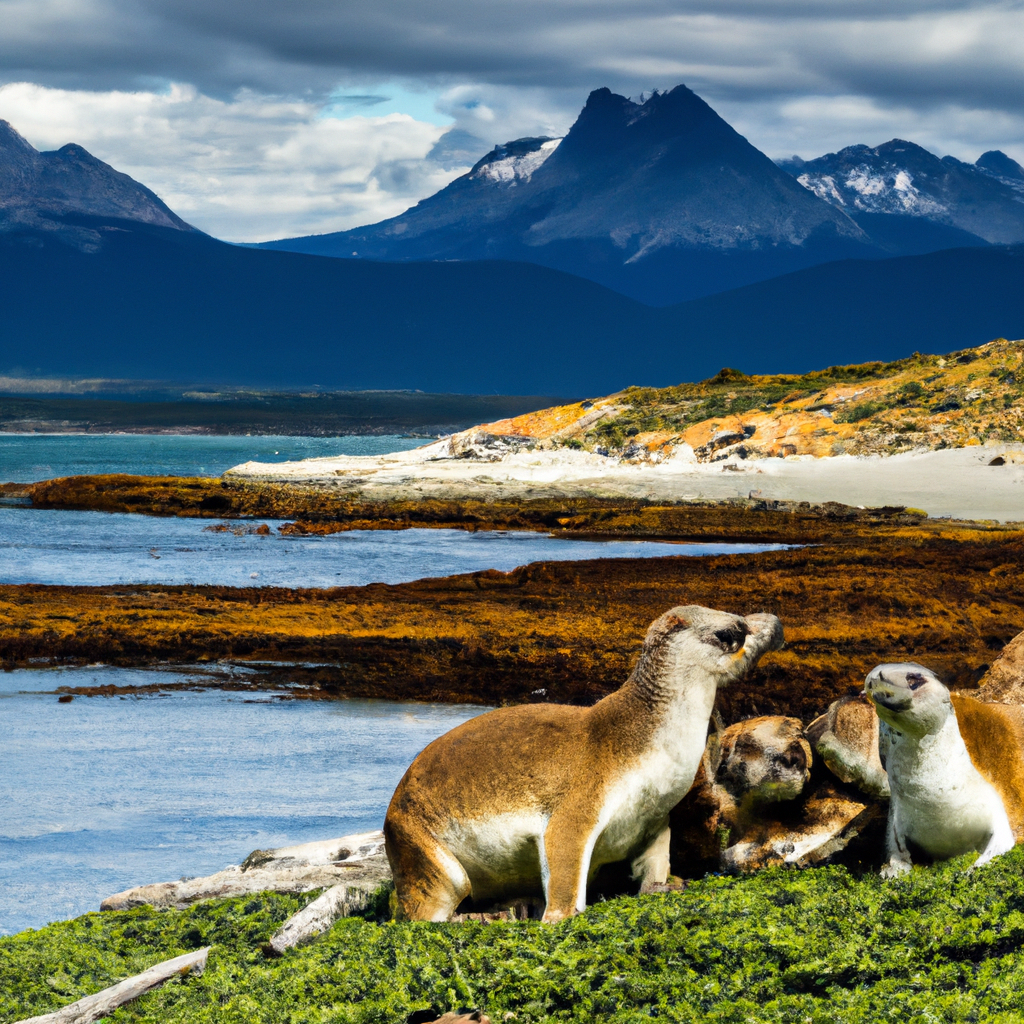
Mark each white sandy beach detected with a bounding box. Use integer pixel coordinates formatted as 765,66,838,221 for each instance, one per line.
226,440,1024,523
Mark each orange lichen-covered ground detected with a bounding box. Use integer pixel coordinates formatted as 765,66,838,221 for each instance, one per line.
472,338,1024,460
3,498,1022,725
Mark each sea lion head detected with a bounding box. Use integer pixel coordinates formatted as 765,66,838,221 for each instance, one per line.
865,663,952,737
640,606,784,690
716,716,812,806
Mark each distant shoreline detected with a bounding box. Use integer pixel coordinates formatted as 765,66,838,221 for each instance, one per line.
0,391,567,438
228,440,1024,523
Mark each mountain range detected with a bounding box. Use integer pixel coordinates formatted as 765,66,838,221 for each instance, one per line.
1,94,1023,395
0,120,192,250
261,85,1024,306
778,140,1024,253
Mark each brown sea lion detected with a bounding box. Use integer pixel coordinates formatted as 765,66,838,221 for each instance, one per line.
384,606,784,922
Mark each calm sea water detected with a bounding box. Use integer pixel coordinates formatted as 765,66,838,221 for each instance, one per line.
0,433,783,937
0,667,487,935
0,508,781,588
0,433,424,482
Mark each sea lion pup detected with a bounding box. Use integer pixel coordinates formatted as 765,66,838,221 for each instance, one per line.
805,696,890,799
384,606,784,922
670,716,810,874
671,717,878,875
865,663,1017,877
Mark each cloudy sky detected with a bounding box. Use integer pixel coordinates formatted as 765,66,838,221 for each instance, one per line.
2,0,1023,241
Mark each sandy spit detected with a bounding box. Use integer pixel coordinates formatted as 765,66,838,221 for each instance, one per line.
225,440,1024,523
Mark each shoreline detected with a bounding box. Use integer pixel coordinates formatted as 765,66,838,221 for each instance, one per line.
3,467,1023,720
225,441,1024,523
4,504,1023,721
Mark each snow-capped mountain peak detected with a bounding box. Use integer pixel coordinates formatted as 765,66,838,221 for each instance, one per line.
798,163,947,217
976,150,1024,196
781,139,1024,245
470,137,562,186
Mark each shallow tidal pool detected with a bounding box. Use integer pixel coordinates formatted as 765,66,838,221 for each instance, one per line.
0,507,786,588
0,667,489,935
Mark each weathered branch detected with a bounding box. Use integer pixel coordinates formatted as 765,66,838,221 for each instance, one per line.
267,883,355,954
100,830,388,912
15,948,209,1024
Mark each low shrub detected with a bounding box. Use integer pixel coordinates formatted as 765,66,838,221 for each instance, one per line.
835,401,888,424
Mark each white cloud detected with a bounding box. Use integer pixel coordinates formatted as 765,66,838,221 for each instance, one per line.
0,81,464,241
721,93,1024,166
3,1,1024,239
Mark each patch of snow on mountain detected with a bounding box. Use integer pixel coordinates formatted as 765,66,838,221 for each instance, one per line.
798,165,947,217
475,138,562,185
845,169,888,198
797,174,846,205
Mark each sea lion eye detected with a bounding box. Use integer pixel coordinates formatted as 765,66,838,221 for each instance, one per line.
713,626,747,652
907,673,928,691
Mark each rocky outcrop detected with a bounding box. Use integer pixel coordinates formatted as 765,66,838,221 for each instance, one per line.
974,629,1024,705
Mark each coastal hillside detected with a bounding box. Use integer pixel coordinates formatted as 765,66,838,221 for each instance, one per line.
472,338,1024,461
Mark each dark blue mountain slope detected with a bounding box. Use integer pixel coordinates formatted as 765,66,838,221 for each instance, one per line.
673,243,1024,375
2,220,1022,394
0,219,668,396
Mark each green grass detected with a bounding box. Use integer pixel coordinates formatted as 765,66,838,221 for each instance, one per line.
6,849,1024,1023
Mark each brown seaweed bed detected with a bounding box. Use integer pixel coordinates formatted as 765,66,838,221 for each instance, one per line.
2,474,1022,724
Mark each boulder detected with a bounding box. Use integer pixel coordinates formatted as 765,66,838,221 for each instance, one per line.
973,628,1024,705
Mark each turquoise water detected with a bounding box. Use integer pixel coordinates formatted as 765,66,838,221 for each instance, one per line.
0,433,424,482
0,667,487,935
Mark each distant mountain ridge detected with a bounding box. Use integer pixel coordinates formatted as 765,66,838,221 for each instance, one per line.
2,217,1022,394
779,141,1024,246
260,84,1024,306
0,105,1022,396
0,120,194,250
260,85,881,305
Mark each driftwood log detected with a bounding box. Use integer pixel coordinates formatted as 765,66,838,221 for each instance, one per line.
268,883,363,954
100,831,388,912
14,948,209,1024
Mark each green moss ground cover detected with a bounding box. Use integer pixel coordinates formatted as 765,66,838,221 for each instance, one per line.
6,849,1024,1024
